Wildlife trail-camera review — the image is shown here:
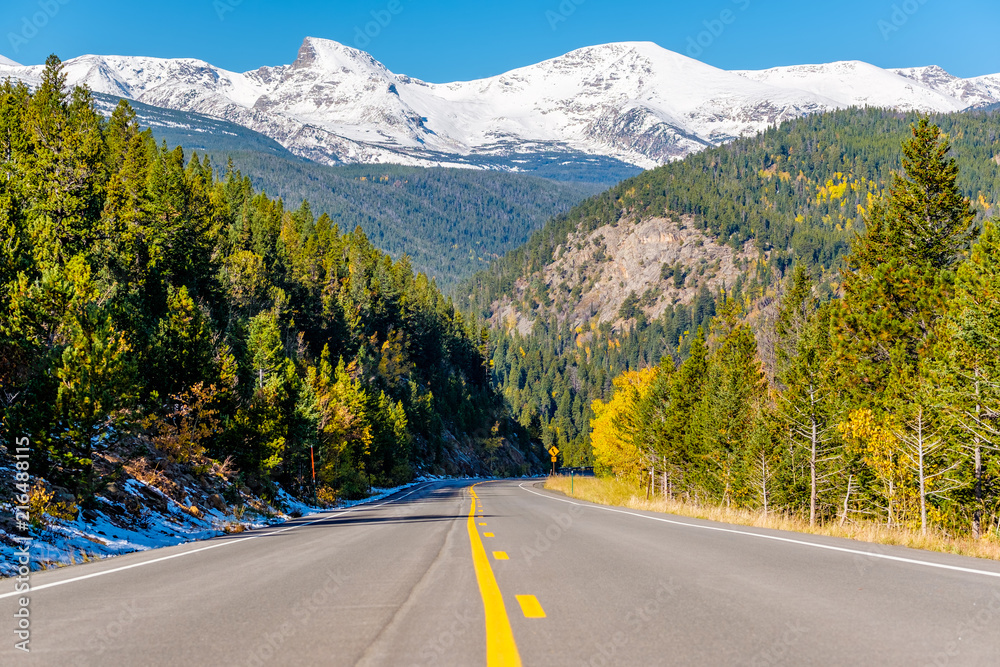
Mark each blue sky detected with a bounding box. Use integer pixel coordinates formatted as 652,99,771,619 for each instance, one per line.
2,0,998,80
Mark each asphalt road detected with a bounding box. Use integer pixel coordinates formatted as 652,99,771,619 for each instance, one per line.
3,479,1000,666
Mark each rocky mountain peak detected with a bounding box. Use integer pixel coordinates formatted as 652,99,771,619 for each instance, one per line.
294,37,390,77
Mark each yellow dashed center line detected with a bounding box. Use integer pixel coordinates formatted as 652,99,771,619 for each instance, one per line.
493,551,509,560
515,595,546,619
479,522,488,526
467,485,522,666
484,532,494,537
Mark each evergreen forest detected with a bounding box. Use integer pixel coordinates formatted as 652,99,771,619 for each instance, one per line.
512,117,1000,537
0,57,536,507
461,107,1000,485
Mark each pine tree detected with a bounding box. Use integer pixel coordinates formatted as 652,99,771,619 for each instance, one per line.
943,220,1000,537
246,310,284,390
50,257,136,496
99,101,154,287
149,285,215,399
881,118,975,270
836,119,974,406
23,56,106,270
776,267,840,525
745,403,780,515
0,80,30,293
834,118,979,532
633,328,709,497
696,308,768,506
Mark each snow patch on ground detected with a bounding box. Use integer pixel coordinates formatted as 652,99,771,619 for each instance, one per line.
0,473,445,578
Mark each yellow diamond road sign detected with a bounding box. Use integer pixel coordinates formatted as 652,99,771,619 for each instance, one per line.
548,446,559,457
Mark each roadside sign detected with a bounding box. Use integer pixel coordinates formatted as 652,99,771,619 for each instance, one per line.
550,455,557,462
548,446,559,457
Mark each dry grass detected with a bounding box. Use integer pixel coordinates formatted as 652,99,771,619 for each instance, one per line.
38,549,99,570
545,475,1000,562
122,456,179,500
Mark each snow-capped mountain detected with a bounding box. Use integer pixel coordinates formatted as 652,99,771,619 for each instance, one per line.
733,61,969,114
889,65,1000,110
1,38,996,170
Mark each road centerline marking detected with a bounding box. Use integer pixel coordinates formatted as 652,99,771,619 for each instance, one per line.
467,484,522,666
484,532,494,537
493,551,509,560
515,595,546,619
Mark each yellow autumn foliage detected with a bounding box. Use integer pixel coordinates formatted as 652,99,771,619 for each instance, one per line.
837,408,917,526
590,367,657,482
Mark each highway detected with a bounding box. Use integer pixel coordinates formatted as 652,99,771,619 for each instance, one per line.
3,479,1000,665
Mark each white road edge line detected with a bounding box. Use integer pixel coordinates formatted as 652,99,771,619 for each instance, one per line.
518,482,1000,580
0,482,434,599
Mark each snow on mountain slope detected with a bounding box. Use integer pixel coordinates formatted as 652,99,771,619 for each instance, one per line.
0,54,20,67
965,74,1000,108
891,65,1000,109
1,38,996,171
410,42,837,166
734,61,968,113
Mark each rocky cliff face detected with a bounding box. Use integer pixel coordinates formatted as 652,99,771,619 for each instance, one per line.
493,214,760,336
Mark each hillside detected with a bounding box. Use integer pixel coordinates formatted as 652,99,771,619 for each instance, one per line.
89,90,298,159
211,155,607,288
81,93,609,289
459,107,1000,463
489,213,756,337
462,107,1000,321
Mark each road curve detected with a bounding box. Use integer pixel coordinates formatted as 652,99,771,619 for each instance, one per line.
2,479,1000,665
